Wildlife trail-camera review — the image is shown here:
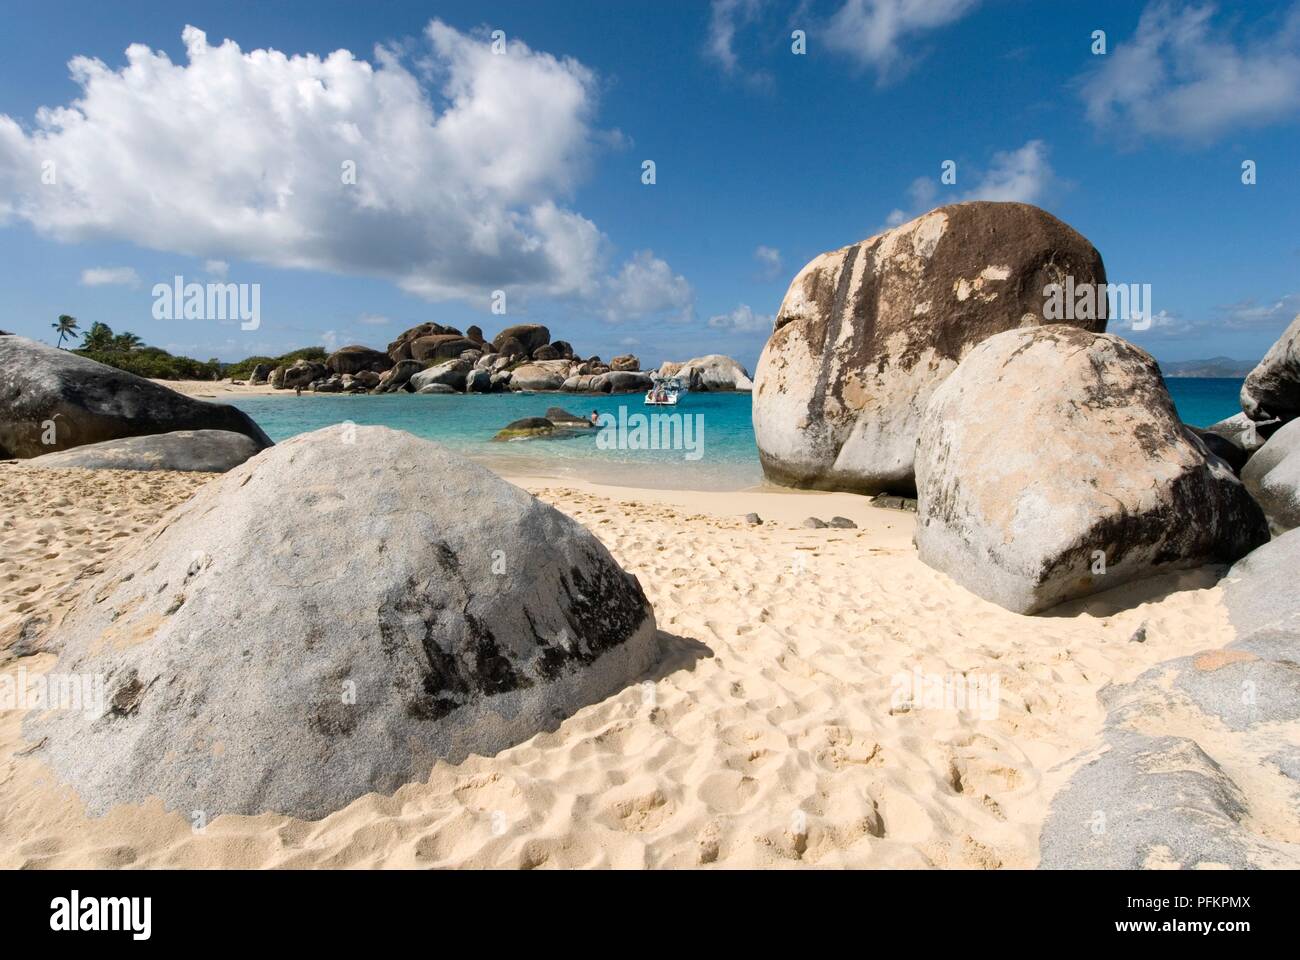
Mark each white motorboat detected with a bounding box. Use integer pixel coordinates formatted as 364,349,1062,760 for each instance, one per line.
644,376,683,406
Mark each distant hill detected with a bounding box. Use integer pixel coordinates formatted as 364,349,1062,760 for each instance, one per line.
1161,357,1255,379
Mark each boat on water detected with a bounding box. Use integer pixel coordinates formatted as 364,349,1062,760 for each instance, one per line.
644,376,684,406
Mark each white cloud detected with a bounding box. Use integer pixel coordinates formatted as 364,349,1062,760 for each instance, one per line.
1079,1,1300,143
708,303,773,333
358,313,390,326
79,266,139,286
960,139,1055,203
0,22,612,304
881,141,1054,230
204,259,229,278
706,0,769,80
603,250,694,322
754,244,782,279
1214,293,1300,330
824,0,981,80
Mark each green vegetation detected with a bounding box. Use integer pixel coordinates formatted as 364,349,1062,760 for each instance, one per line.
70,320,221,380
225,346,328,381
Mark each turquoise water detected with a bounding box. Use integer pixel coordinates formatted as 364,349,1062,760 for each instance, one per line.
230,378,1244,491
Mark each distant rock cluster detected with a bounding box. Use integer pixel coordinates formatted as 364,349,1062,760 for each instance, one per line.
255,323,754,396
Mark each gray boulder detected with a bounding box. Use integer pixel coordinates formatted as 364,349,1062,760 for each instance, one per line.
1204,411,1279,454
915,327,1268,614
0,334,272,458
658,355,753,392
375,359,423,393
410,359,470,393
753,201,1108,495
508,361,573,391
1240,418,1300,534
465,369,493,393
1242,313,1300,423
282,359,327,389
21,426,659,819
17,429,263,473
248,363,273,385
416,383,456,395
595,371,653,394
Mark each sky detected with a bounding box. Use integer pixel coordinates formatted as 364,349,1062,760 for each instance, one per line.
1,0,1298,371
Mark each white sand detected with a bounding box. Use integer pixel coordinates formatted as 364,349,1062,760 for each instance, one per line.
0,465,1235,868
151,378,289,398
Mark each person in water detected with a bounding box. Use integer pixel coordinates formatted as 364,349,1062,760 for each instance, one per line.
589,409,599,425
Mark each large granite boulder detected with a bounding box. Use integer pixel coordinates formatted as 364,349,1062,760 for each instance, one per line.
753,202,1108,495
386,323,463,361
326,345,393,375
914,327,1268,614
1241,313,1300,423
509,360,573,391
492,324,550,356
268,365,286,389
659,355,753,392
1203,411,1279,455
610,354,640,372
0,334,271,458
597,371,654,394
17,430,263,473
409,335,478,364
410,359,470,393
375,359,423,393
1241,418,1300,534
248,363,273,385
281,359,327,390
21,426,659,820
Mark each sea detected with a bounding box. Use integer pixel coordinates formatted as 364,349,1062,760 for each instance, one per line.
229,378,1246,492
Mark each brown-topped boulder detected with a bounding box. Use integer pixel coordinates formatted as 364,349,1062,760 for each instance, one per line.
386,322,464,361
248,363,273,385
466,324,485,344
409,335,478,363
753,201,1108,495
492,324,550,355
326,345,393,375
532,344,560,361
610,354,640,372
375,359,423,393
551,340,575,359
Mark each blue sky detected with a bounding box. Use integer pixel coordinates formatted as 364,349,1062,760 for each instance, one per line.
1,0,1298,371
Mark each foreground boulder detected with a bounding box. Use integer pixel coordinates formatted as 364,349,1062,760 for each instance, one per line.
325,345,393,375
21,426,659,819
1041,530,1300,869
1241,418,1300,533
915,327,1268,614
0,334,272,458
753,202,1108,494
659,355,753,392
1241,313,1300,423
17,430,262,473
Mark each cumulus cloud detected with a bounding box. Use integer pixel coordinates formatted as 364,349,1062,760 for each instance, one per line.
358,313,390,326
602,250,694,323
707,303,773,333
1214,293,1300,330
824,0,981,80
1079,1,1300,143
882,141,1054,230
204,259,229,278
0,22,628,305
79,266,139,286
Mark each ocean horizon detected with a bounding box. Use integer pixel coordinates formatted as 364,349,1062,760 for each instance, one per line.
230,377,1247,492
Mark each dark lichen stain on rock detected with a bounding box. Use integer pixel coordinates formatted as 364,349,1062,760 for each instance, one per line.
109,673,145,718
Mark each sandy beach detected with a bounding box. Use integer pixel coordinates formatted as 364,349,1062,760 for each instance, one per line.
0,462,1236,868
150,379,289,399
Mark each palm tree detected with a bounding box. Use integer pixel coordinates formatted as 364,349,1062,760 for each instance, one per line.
51,314,79,348
79,321,115,352
111,332,144,352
